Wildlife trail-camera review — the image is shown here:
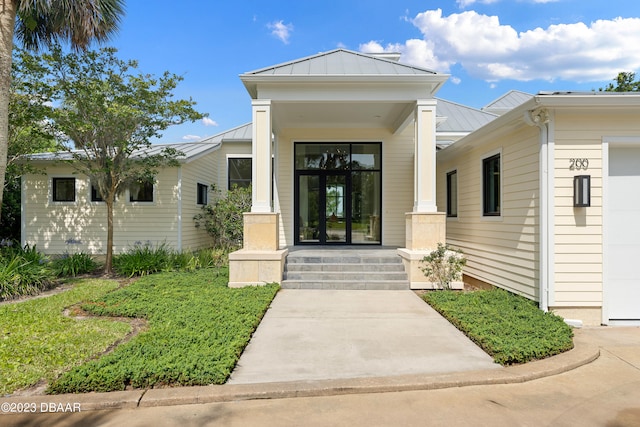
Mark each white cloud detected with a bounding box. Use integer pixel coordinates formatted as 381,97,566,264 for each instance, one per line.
450,76,462,85
368,9,640,83
182,134,201,141
268,20,294,44
202,117,218,127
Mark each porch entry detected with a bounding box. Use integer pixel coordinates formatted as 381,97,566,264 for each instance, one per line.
294,142,381,245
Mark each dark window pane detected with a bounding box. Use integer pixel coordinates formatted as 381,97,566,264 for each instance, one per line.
197,183,208,205
351,144,381,170
447,170,457,217
52,178,75,202
91,184,103,202
130,181,154,202
483,154,500,216
295,144,349,170
228,158,252,189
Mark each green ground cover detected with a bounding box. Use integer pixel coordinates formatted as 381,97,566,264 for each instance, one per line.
423,289,574,365
0,279,131,395
48,268,279,394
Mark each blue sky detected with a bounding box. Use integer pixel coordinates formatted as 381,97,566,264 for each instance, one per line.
106,0,640,143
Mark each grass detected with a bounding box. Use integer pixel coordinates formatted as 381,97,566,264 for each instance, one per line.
48,268,279,394
422,288,574,365
0,279,132,395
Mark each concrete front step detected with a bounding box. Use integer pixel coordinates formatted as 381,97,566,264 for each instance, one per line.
280,280,410,290
282,248,410,290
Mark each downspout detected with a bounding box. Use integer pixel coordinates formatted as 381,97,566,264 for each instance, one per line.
524,108,552,312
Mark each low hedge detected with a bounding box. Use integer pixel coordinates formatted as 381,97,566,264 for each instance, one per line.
423,289,574,365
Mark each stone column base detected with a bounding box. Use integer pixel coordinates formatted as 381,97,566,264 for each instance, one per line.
397,248,463,290
228,249,288,288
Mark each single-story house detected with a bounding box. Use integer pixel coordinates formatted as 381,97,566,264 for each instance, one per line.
21,49,640,326
22,142,221,254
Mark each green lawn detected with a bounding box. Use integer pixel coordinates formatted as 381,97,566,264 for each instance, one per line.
422,289,574,365
0,279,131,395
48,268,279,394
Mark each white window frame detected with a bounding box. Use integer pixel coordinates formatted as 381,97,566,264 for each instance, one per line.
445,167,458,220
196,182,209,206
127,180,156,205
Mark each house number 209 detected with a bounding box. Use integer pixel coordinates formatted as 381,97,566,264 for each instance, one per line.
569,158,589,170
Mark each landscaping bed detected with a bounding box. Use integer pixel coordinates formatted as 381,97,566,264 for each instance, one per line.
47,268,279,394
422,288,574,365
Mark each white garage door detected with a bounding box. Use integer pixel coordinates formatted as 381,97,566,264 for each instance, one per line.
607,146,640,321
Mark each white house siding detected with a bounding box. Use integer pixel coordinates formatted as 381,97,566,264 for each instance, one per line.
179,155,217,251
552,110,640,310
275,128,414,248
436,125,541,300
23,164,181,255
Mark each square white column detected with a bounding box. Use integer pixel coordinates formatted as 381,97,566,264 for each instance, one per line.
251,99,272,213
414,100,438,213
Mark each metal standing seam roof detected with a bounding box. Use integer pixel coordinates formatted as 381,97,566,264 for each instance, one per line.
241,49,440,77
25,141,221,163
199,122,252,144
436,99,498,133
482,90,533,115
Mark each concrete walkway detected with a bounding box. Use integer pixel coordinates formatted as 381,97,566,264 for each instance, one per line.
228,290,500,384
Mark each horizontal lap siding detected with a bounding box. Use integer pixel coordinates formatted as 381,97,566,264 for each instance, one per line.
437,125,541,300
552,111,640,307
180,154,217,251
23,165,180,254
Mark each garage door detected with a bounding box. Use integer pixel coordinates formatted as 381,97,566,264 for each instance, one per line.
607,146,640,321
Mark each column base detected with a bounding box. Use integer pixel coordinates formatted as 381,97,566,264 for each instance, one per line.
397,248,463,290
228,249,288,288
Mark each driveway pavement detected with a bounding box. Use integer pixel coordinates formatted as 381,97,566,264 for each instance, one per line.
228,289,500,384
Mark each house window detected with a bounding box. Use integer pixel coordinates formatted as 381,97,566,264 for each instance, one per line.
197,183,208,205
91,184,103,202
446,170,458,217
129,180,154,202
228,157,252,189
483,153,501,216
52,177,76,202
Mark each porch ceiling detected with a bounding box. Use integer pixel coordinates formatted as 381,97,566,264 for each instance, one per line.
271,100,414,132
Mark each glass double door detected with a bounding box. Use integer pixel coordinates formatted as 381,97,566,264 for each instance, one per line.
296,171,380,245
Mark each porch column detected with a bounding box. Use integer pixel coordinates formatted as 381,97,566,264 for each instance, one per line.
229,99,287,287
398,99,452,289
414,99,437,213
251,99,272,213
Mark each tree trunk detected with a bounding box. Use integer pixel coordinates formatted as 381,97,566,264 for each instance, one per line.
0,0,17,218
105,197,114,274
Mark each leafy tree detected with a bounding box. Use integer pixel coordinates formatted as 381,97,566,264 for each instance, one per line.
0,49,57,239
37,46,203,274
601,71,640,92
0,0,124,219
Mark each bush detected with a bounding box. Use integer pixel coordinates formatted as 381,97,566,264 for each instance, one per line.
0,243,53,300
113,242,173,277
51,252,98,277
423,289,574,365
420,243,466,289
193,185,251,252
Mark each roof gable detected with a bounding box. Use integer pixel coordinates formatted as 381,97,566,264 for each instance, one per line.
242,49,438,77
200,123,252,144
482,90,532,115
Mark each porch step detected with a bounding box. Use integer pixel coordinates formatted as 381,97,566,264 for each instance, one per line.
281,248,410,290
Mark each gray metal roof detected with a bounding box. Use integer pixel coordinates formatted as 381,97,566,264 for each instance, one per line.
242,49,439,77
199,122,252,144
482,90,532,115
436,99,498,132
26,141,220,164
